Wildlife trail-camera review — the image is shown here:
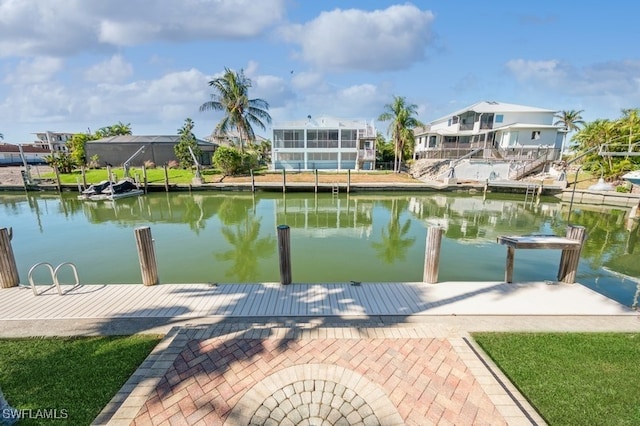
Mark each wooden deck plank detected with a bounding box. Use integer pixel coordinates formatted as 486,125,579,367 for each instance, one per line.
0,281,635,320
89,285,143,317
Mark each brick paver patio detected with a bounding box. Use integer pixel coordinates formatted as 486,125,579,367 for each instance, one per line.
98,324,544,425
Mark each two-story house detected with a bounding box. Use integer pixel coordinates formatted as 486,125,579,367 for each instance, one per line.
414,101,565,161
33,131,75,152
272,116,376,170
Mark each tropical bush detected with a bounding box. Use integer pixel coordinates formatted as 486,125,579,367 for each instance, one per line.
44,152,76,174
213,146,243,175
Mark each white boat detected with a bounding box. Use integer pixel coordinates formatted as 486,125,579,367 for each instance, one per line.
622,170,640,185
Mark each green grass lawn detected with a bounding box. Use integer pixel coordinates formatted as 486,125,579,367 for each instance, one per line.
46,167,204,185
0,335,161,426
473,332,640,426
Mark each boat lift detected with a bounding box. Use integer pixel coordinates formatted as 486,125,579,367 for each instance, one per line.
123,145,146,178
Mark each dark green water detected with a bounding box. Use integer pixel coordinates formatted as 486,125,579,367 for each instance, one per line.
1,191,638,307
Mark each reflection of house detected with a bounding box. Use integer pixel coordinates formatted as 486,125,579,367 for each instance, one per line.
272,116,377,170
86,135,217,167
0,143,49,165
33,131,75,152
414,101,564,161
275,197,373,238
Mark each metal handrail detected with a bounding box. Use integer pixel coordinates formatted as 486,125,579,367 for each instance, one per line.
28,262,57,296
27,262,80,296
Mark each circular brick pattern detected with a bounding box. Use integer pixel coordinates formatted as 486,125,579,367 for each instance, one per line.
249,379,377,425
227,364,403,426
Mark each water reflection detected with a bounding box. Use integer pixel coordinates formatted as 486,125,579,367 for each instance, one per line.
1,191,638,306
371,198,415,263
214,196,275,281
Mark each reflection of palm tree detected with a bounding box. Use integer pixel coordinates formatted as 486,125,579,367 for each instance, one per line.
371,199,415,263
215,217,275,281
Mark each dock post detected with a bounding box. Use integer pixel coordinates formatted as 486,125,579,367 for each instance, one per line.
423,226,443,284
81,166,87,188
557,225,586,283
347,169,351,193
54,165,61,193
250,169,255,193
314,169,318,193
0,228,19,288
134,227,159,286
163,164,169,192
277,225,292,285
282,169,286,193
142,164,148,193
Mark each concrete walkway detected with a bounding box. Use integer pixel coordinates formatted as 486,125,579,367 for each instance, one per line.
0,281,637,425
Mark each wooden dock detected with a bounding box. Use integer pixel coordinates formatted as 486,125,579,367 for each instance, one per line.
0,281,634,320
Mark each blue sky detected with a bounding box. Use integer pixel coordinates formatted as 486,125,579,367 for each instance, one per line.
1,0,639,143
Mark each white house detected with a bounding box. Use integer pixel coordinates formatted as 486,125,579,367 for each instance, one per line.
414,101,565,161
33,131,75,152
272,116,377,170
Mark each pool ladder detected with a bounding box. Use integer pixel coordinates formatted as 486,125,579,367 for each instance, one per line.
332,183,339,195
27,262,80,296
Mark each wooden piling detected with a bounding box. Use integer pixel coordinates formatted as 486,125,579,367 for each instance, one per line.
0,228,19,288
107,165,113,183
142,164,148,193
81,166,87,188
557,225,586,284
134,227,159,286
163,165,169,192
0,228,18,289
314,169,318,193
347,169,351,193
250,169,255,193
277,225,292,285
53,165,61,193
423,226,443,284
282,169,287,193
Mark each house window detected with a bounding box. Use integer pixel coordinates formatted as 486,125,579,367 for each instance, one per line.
495,114,503,123
531,131,541,140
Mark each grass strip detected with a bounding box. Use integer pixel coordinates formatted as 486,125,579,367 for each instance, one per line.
473,332,640,426
0,335,161,426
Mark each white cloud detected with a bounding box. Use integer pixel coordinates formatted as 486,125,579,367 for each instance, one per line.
505,58,640,119
3,57,64,85
85,54,133,84
280,4,435,71
0,0,286,57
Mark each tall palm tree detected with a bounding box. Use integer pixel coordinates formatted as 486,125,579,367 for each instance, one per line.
378,96,422,173
554,109,585,153
200,67,271,153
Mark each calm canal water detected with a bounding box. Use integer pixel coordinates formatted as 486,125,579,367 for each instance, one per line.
1,191,639,307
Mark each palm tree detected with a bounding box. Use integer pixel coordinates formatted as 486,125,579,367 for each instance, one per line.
200,68,272,153
378,96,422,173
0,132,3,140
554,109,585,153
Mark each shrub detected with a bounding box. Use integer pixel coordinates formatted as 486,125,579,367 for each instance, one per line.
88,154,100,169
616,184,631,193
167,160,180,169
213,146,243,176
144,160,156,169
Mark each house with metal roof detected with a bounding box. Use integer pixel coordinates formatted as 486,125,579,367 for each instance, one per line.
414,101,565,162
0,143,49,166
272,116,377,170
85,135,217,167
